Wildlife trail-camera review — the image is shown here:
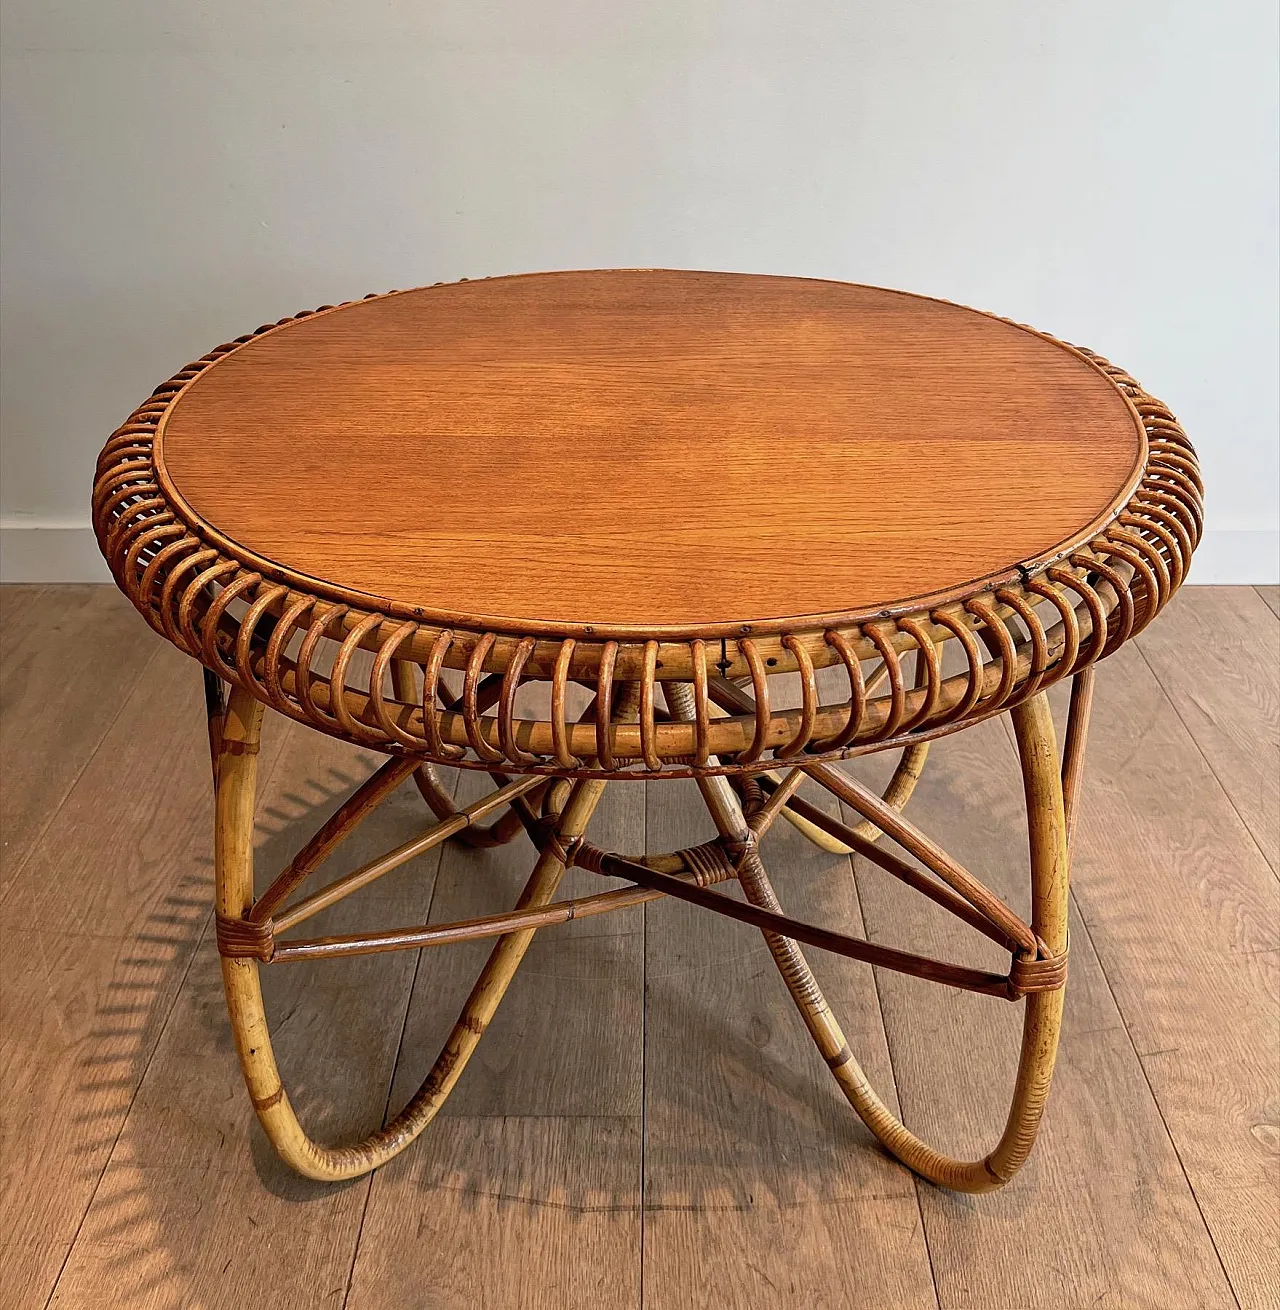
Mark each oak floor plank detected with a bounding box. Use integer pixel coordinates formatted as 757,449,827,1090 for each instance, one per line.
349,1115,640,1310
1135,587,1279,872
0,586,158,901
47,720,460,1310
1255,585,1279,620
1058,640,1279,1307
0,584,46,660
346,769,646,1310
843,717,1237,1310
641,774,937,1310
0,638,285,1310
3,642,229,938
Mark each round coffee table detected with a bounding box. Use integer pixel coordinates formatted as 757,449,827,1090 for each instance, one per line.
92,270,1201,1191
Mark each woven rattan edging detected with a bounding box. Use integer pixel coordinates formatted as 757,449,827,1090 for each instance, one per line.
92,286,1202,779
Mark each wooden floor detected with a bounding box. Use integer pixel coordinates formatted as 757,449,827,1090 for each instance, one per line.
1,585,1276,1310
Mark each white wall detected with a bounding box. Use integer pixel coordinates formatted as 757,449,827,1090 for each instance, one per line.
2,2,1276,582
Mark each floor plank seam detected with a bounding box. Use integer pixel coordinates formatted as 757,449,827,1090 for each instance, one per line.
1132,639,1279,883
845,828,941,1310
638,781,649,1310
39,712,290,1310
998,704,1242,1304
342,768,466,1310
1253,586,1280,621
42,906,219,1310
0,642,162,915
1070,881,1243,1309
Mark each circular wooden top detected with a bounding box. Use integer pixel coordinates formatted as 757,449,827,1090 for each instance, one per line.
157,270,1145,636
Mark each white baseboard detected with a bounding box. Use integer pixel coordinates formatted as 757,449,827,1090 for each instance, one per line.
0,523,110,583
1,521,1276,586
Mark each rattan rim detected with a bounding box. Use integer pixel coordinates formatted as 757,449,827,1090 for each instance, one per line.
93,280,1201,778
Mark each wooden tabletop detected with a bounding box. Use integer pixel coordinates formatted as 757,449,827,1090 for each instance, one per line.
157,270,1145,633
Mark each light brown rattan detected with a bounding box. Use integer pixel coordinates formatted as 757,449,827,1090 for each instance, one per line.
92,274,1201,1193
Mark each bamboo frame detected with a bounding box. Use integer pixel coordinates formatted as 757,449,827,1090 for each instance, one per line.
93,290,1199,1192
207,663,1085,1190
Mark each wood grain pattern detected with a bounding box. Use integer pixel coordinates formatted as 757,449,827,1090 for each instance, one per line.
0,641,284,1310
0,584,45,662
157,270,1144,628
1256,585,1279,619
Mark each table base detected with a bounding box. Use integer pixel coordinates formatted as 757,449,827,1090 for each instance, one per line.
209,672,1087,1193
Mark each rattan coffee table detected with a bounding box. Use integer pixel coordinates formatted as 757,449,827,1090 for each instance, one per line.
93,270,1200,1192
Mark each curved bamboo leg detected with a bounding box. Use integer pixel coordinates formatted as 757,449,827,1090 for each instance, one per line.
695,689,1069,1193
770,741,929,854
215,683,612,1181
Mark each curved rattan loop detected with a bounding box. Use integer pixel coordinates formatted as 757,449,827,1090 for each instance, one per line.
117,511,179,581
777,635,818,758
212,683,629,1182
330,613,387,744
178,559,239,654
818,628,868,751
99,481,160,539
498,636,540,767
596,641,620,770
158,547,218,650
296,605,350,732
1123,509,1184,590
369,621,428,749
994,588,1049,700
122,523,185,605
138,536,198,625
106,496,166,564
864,624,906,740
927,608,985,727
201,571,262,677
263,593,318,715
550,639,580,770
738,639,772,765
1104,530,1166,632
895,617,940,733
1079,555,1134,657
422,630,465,761
639,641,664,772
1025,576,1080,676
1053,568,1108,667
966,598,1018,711
1136,496,1193,579
234,582,289,698
747,693,1068,1192
463,632,504,764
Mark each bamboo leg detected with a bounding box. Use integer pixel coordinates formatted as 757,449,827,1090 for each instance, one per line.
770,742,929,855
676,682,1070,1193
215,682,618,1181
708,672,929,855
1061,665,1095,852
